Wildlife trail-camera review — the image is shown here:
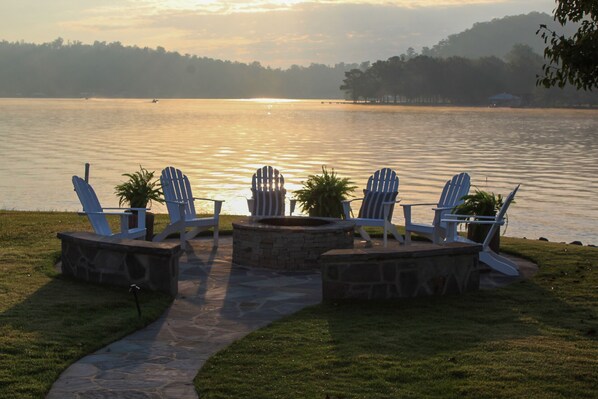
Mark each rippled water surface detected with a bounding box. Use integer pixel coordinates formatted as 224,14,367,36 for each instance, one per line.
1,98,597,244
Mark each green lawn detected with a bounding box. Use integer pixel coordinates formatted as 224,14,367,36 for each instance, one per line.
0,211,174,399
195,238,598,398
0,210,246,399
1,211,596,398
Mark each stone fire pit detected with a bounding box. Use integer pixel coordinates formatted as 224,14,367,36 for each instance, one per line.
232,217,354,271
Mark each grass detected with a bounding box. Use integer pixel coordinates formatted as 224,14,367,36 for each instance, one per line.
195,237,598,398
0,211,180,399
1,211,596,398
0,210,246,399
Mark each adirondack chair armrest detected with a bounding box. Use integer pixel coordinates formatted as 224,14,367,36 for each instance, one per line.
163,199,186,205
442,218,505,226
400,202,437,207
466,215,499,220
442,213,476,220
80,210,132,215
193,197,225,203
102,207,138,211
442,212,504,228
431,206,454,211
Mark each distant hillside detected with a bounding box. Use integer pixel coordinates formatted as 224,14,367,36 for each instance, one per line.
0,12,585,99
0,39,356,99
422,12,578,59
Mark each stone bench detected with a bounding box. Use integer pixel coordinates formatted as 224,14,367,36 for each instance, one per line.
57,232,182,296
320,242,482,300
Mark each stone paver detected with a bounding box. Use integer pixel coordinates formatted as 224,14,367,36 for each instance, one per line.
47,237,322,399
47,237,535,398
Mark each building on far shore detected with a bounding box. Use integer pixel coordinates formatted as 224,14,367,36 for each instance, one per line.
488,92,522,107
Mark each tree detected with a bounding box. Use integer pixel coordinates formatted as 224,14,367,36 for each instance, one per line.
506,44,543,94
340,69,366,102
537,1,598,90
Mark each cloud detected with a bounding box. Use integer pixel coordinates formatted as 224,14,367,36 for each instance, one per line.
0,0,554,67
140,0,537,14
133,1,553,65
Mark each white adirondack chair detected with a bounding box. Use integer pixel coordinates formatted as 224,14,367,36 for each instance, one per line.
402,172,471,245
72,176,147,240
342,168,404,247
247,166,296,216
153,167,224,248
442,185,520,277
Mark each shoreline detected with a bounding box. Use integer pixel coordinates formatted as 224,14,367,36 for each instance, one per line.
2,209,596,247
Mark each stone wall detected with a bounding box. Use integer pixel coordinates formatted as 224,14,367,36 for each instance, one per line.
232,218,354,271
320,243,482,300
58,232,181,297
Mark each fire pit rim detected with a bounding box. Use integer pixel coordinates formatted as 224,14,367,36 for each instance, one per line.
232,216,355,233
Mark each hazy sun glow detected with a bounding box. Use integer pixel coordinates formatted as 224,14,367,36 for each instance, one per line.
236,98,302,103
150,0,309,14
149,0,507,14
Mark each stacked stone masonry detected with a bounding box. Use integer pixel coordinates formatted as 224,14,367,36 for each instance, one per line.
232,217,355,271
320,243,482,300
58,232,181,296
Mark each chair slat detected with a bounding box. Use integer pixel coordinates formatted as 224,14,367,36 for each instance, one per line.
250,166,287,216
360,168,399,220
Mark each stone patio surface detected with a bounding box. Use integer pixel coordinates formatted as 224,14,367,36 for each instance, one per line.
47,237,536,399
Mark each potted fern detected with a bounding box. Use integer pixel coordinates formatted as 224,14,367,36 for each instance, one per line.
294,166,356,218
453,189,504,252
114,166,164,240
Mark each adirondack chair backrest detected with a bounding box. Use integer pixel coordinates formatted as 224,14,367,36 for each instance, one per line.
435,172,471,225
358,168,399,220
438,173,470,208
72,176,112,236
251,166,286,216
482,184,520,249
160,167,197,223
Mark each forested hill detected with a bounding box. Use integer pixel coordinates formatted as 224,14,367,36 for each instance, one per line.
0,12,581,99
422,12,578,59
0,39,357,99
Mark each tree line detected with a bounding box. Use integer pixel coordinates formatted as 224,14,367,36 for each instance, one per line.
340,45,598,107
0,39,355,99
1,37,595,106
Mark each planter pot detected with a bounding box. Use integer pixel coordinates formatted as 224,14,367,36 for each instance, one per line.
467,223,500,253
128,211,155,241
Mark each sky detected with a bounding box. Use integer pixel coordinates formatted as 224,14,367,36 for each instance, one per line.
0,0,555,68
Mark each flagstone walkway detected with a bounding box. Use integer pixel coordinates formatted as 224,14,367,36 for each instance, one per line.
47,237,535,398
47,237,323,399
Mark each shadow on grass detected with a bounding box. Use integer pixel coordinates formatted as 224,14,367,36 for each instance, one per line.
0,276,171,399
323,280,594,361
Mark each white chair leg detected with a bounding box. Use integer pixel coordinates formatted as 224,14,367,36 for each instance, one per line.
185,227,201,240
213,223,219,248
387,222,404,244
404,230,412,245
357,226,371,242
432,227,440,244
179,222,187,251
383,225,388,247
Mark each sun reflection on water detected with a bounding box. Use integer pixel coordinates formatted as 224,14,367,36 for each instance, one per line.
0,98,597,244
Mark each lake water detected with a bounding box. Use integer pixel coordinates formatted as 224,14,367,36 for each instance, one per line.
1,98,597,245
